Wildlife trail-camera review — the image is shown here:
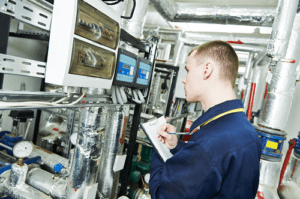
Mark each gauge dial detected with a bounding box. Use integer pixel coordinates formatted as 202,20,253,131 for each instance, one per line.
13,141,33,158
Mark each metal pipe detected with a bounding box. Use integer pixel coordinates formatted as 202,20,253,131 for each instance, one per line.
244,52,254,81
183,30,270,45
267,0,299,62
0,163,52,199
26,168,67,199
278,154,300,198
122,0,149,38
67,106,107,198
149,72,162,114
246,83,256,121
243,69,253,113
28,145,69,174
97,106,128,199
149,0,276,26
259,13,300,130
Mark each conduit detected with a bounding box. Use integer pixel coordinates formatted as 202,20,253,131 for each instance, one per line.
149,0,277,26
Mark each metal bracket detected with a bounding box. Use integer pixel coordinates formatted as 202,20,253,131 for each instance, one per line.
0,0,52,31
0,53,46,78
62,109,76,159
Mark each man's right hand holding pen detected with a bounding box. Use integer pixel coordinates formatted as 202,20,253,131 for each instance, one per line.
156,117,178,150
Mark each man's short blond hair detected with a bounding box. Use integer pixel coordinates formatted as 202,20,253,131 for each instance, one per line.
189,40,239,88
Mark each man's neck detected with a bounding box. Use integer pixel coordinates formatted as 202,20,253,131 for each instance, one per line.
200,85,236,112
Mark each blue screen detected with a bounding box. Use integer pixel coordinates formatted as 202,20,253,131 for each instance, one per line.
136,61,151,86
116,54,137,83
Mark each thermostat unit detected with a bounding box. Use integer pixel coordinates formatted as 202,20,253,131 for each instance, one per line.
133,58,152,89
112,48,138,87
46,0,120,89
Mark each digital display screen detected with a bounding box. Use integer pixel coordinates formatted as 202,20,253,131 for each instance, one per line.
115,54,136,83
123,64,130,69
136,61,151,86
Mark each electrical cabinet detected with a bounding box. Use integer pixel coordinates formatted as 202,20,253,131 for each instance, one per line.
45,0,120,89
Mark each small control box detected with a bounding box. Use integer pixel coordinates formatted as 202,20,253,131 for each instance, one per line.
133,58,152,89
113,48,138,87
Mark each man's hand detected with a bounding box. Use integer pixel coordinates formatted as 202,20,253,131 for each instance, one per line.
156,118,178,149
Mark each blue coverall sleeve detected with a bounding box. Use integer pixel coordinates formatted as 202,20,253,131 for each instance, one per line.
170,139,187,155
149,141,221,199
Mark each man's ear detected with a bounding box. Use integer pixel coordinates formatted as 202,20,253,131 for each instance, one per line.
203,62,213,80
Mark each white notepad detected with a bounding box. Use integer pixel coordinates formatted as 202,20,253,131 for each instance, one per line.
140,116,173,163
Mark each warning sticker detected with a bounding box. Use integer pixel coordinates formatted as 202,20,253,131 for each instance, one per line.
266,140,278,149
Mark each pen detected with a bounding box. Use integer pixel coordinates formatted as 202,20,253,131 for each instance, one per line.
167,132,191,135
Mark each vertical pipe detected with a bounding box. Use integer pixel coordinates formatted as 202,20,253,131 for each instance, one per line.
244,52,254,81
122,0,149,39
246,83,256,121
259,13,300,130
67,107,106,199
278,139,296,188
243,69,253,113
97,106,128,199
172,32,183,66
267,0,299,62
149,72,161,114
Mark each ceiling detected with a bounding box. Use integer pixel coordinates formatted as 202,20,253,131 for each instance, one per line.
144,0,276,34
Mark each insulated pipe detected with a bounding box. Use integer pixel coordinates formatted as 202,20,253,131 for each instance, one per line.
149,72,161,114
26,168,68,199
243,69,253,113
267,0,299,61
173,37,266,66
149,0,276,27
122,0,149,38
183,30,270,45
97,106,127,199
244,52,254,81
67,106,106,199
278,139,296,189
259,13,300,130
28,145,69,175
1,163,52,199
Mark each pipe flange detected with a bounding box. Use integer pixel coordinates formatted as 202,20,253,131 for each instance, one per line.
261,154,282,162
294,151,300,159
254,125,287,136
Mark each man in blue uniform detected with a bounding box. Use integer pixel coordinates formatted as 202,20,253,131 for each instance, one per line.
149,40,262,198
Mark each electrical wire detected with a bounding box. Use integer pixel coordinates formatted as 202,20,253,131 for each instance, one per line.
0,93,85,107
69,93,86,105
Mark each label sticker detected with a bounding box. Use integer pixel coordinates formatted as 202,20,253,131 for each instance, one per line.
266,71,273,84
266,140,278,149
130,66,134,75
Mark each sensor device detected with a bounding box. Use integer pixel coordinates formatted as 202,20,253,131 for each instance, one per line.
133,58,152,89
113,48,138,87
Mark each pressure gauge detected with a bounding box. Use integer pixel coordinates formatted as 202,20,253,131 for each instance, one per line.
12,140,33,158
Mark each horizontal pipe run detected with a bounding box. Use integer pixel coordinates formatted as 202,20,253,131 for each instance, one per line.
149,0,276,26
